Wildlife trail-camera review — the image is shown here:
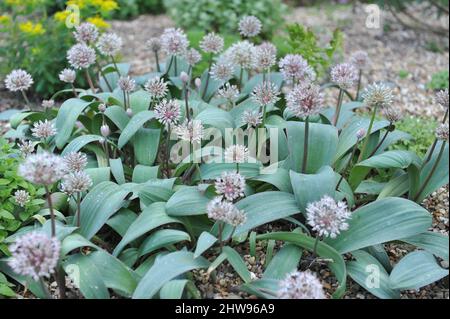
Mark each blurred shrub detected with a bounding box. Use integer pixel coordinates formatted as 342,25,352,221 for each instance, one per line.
393,116,439,156
0,138,45,257
0,0,117,98
113,0,165,19
427,70,449,90
286,23,343,79
163,0,287,39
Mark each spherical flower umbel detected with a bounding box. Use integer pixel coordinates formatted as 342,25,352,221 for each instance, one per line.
206,197,246,226
435,123,449,141
144,77,169,99
350,50,370,70
59,68,76,84
383,107,402,123
362,83,393,109
60,171,93,196
218,83,240,103
331,63,359,90
224,144,249,163
286,83,324,118
96,32,123,57
279,55,315,84
18,140,34,157
42,100,55,109
306,195,351,239
63,152,88,172
155,99,181,127
175,120,204,144
210,60,235,83
4,69,33,92
67,43,96,69
200,32,224,54
14,190,30,207
215,171,246,201
238,16,262,38
255,42,277,71
278,271,326,299
73,22,98,44
118,76,136,92
146,37,162,52
251,81,280,107
31,120,57,139
242,110,263,128
18,152,66,185
227,41,256,70
8,232,60,281
160,28,189,56
435,89,449,109
185,48,202,66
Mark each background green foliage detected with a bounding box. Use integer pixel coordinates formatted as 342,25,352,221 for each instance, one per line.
427,70,449,90
286,23,343,79
393,116,438,156
113,0,165,19
0,139,45,256
163,0,287,39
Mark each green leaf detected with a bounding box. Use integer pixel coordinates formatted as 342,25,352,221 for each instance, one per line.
401,231,449,261
166,186,210,216
357,150,421,169
85,167,111,186
63,253,110,299
106,208,137,237
222,192,299,238
79,182,131,239
240,278,279,299
347,250,400,299
335,117,389,161
200,163,261,179
222,246,252,283
61,233,98,256
285,121,338,173
132,251,209,299
377,173,409,199
110,158,126,184
118,110,155,149
132,165,159,183
55,98,92,149
242,73,283,95
290,166,336,213
133,128,160,165
196,108,234,130
9,111,46,129
113,202,182,256
194,232,217,258
416,141,449,202
325,198,432,254
61,135,103,156
389,251,448,290
257,232,347,298
253,168,293,193
104,105,130,131
159,279,189,299
263,244,302,279
138,229,191,258
85,250,139,297
130,90,152,114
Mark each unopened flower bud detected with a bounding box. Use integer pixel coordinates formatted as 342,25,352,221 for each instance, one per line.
126,108,133,117
180,72,189,84
100,124,110,137
195,78,202,89
98,103,107,112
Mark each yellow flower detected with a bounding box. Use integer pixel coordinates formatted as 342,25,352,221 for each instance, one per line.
86,16,109,29
19,21,45,36
31,47,42,55
0,15,12,25
99,0,118,12
67,0,87,9
54,11,70,23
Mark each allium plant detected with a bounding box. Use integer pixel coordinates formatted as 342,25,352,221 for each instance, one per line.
3,17,449,301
